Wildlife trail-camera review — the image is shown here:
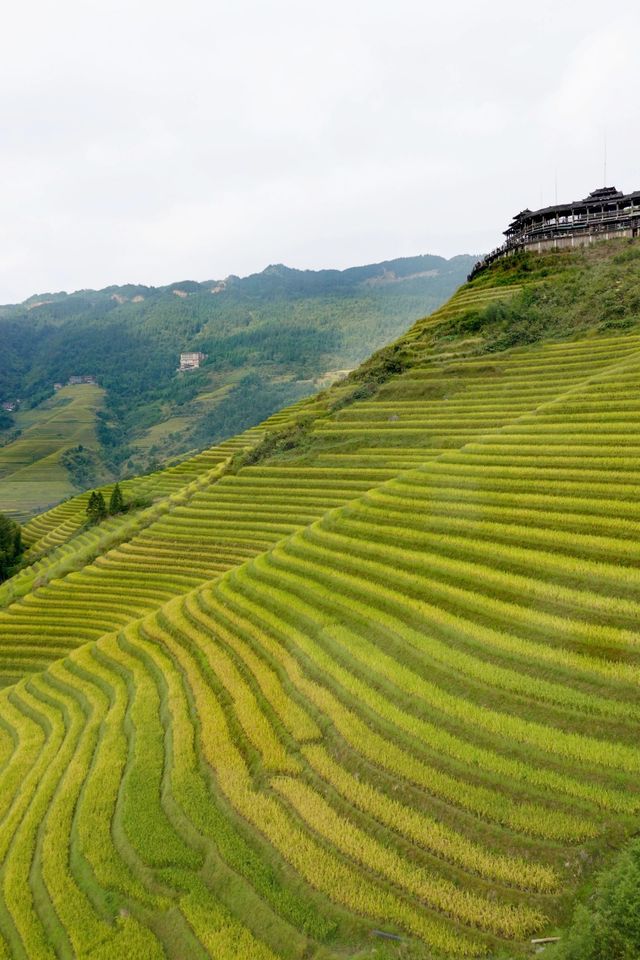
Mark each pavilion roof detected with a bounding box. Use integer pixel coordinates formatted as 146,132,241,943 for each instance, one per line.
506,187,640,230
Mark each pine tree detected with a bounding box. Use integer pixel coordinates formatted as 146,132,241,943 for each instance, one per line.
86,490,107,524
86,491,98,524
95,491,107,521
108,482,125,515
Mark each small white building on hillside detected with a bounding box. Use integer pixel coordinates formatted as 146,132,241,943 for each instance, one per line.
179,352,207,371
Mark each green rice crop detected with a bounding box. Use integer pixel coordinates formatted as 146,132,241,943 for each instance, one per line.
2,260,640,956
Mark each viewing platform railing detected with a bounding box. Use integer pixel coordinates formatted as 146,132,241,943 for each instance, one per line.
468,211,640,281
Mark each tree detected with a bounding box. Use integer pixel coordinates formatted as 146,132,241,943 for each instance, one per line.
60,444,99,488
550,838,640,959
108,482,125,515
86,491,107,524
95,492,107,521
0,512,23,582
94,491,107,521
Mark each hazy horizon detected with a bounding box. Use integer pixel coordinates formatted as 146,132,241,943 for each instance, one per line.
2,0,638,302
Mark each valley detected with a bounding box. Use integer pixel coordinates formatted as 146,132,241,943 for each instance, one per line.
0,254,475,520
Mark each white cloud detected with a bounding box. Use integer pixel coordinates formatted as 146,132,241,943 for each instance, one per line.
0,0,639,300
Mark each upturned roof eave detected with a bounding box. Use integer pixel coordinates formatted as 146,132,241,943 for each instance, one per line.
507,189,640,228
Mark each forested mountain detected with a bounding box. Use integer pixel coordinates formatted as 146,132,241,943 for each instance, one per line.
0,254,475,490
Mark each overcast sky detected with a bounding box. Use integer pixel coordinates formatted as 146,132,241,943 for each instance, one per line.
1,0,638,302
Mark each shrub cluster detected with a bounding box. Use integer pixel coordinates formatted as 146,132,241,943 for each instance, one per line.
549,840,640,960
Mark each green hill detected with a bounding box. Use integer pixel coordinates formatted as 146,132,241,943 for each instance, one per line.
0,239,639,958
0,385,106,521
0,253,475,520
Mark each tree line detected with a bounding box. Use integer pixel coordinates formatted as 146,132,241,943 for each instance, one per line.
86,483,125,524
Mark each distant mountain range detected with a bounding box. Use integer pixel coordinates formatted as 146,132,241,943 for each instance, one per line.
0,253,476,488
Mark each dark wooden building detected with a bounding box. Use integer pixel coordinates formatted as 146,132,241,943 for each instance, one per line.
470,186,640,278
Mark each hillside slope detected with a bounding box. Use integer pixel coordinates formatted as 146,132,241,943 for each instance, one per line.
0,241,639,959
0,253,475,517
0,386,105,521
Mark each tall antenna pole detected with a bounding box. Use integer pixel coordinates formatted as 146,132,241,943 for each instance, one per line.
603,130,608,186
554,168,558,205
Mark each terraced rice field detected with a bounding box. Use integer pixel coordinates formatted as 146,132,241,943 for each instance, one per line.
0,262,639,958
0,386,104,521
18,426,266,559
